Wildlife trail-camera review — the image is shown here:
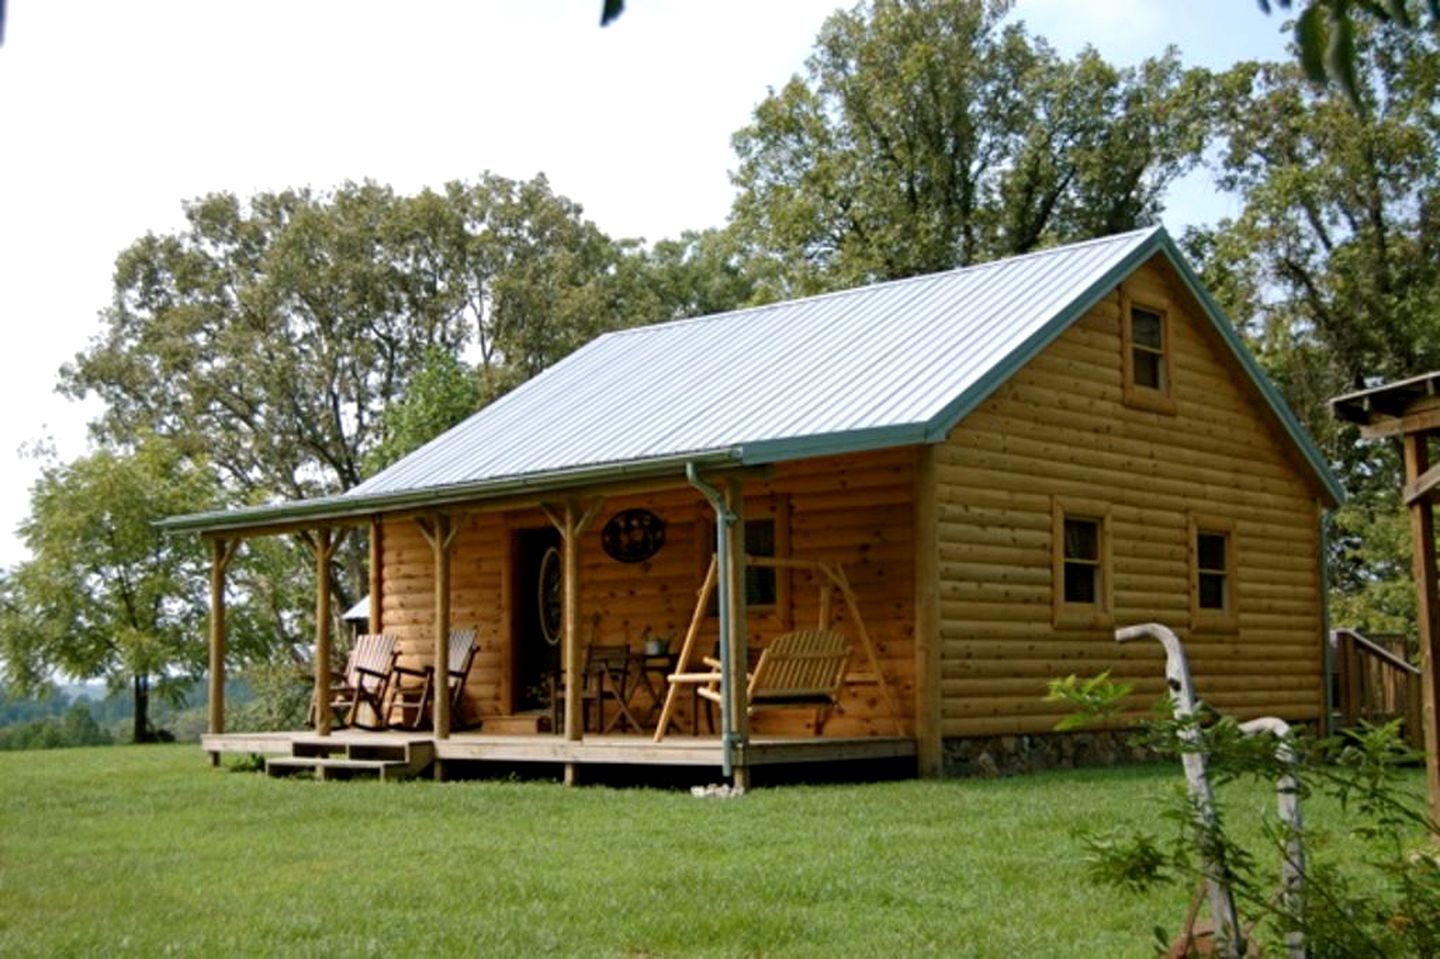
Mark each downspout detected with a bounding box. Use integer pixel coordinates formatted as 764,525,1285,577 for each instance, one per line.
1319,503,1335,734
687,462,736,778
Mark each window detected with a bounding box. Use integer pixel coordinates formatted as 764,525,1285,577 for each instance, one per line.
1190,514,1237,630
1052,497,1112,627
698,496,790,623
1120,285,1176,414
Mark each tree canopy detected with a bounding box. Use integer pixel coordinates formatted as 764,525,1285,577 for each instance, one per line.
728,0,1214,298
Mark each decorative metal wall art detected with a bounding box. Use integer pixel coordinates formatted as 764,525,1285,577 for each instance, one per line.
601,508,666,563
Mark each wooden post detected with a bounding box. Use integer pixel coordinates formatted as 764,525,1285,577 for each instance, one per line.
207,537,237,764
313,528,335,737
725,478,749,788
1404,431,1440,832
414,513,458,742
368,515,383,633
914,447,942,776
542,498,602,786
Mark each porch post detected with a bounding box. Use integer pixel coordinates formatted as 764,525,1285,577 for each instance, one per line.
914,446,943,777
417,512,456,741
207,536,237,764
314,527,335,737
724,477,749,789
542,497,602,787
368,515,383,633
1404,431,1440,830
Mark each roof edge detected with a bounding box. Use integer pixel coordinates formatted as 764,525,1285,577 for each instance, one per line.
919,226,1345,507
160,449,743,535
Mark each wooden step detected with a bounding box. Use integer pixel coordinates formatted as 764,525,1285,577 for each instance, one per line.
268,739,435,781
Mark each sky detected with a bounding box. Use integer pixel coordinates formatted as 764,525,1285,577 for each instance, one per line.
0,1,1294,569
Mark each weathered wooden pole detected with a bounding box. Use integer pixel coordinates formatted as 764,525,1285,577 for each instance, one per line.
1240,717,1306,959
724,477,749,789
313,527,335,737
1116,623,1244,957
206,536,237,765
431,512,454,741
1404,431,1440,831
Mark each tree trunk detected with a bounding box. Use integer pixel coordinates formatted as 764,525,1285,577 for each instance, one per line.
132,673,150,743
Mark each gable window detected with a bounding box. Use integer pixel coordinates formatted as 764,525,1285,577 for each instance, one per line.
1052,497,1112,627
1120,285,1177,415
1190,514,1237,630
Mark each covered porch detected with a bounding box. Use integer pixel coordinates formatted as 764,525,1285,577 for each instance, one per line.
173,447,924,786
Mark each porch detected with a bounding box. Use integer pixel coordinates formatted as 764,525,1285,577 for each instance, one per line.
202,728,918,781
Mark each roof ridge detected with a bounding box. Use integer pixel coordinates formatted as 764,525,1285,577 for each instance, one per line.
602,225,1163,340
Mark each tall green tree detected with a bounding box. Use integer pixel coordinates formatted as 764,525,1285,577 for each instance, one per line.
364,345,482,476
0,438,217,742
728,0,1214,298
1191,18,1440,635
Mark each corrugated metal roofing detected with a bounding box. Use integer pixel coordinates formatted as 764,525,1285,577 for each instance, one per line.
162,225,1343,534
354,227,1162,496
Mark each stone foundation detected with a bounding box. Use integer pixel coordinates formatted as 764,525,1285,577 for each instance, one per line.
941,730,1153,778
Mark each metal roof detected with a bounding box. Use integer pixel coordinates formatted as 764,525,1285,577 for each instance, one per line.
163,226,1343,534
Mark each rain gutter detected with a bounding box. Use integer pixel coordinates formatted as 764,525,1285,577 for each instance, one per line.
687,461,737,779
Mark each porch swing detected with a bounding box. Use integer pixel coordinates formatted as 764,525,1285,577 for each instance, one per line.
652,554,903,741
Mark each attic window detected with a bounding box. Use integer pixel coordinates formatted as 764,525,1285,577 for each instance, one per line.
1120,285,1177,415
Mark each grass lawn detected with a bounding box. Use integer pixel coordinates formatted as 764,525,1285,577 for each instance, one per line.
0,745,1422,957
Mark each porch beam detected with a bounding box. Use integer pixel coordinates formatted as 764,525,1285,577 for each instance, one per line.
206,536,238,762
541,497,603,786
1406,459,1440,507
417,513,457,741
312,528,337,737
724,477,750,789
1404,431,1440,832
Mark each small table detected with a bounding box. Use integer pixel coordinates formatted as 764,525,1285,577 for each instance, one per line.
629,653,679,729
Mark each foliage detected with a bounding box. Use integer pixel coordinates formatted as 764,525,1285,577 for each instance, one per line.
0,701,112,751
1044,671,1135,731
728,0,1214,298
363,345,482,476
1191,17,1440,637
1260,0,1440,103
1058,675,1438,955
0,437,217,742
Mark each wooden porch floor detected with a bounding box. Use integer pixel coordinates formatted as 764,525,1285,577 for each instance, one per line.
202,729,917,769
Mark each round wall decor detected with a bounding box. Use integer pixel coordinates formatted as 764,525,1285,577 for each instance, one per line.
601,508,666,563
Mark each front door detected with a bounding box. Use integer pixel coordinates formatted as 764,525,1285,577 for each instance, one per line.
512,526,562,714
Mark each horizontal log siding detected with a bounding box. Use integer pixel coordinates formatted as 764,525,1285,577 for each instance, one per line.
935,257,1325,737
378,447,916,735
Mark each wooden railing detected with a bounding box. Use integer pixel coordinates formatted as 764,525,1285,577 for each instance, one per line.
1332,628,1424,749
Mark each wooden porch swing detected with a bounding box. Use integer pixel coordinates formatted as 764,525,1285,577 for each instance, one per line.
652,554,903,741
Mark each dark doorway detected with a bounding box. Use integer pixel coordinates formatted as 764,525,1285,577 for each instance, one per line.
513,526,562,714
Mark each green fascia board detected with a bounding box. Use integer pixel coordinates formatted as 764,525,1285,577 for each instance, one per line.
917,227,1345,507
159,448,743,535
738,423,931,467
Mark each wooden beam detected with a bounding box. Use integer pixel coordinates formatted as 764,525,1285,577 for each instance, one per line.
1406,460,1440,506
368,515,383,633
724,477,749,788
1404,431,1440,835
430,512,454,740
207,537,238,757
562,499,584,745
913,445,942,777
313,528,335,737
1361,406,1440,440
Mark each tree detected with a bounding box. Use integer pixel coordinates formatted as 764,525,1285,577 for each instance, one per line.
1260,0,1440,103
728,0,1214,298
0,438,217,742
1189,18,1440,634
364,345,482,476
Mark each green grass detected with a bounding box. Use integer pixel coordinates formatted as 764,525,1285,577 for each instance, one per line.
0,745,1422,957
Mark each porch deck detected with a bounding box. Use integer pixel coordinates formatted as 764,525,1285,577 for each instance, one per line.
202,729,917,770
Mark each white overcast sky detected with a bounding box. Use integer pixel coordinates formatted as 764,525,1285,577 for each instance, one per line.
0,1,1291,568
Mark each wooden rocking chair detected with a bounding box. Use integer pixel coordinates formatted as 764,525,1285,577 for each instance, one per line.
386,628,479,731
675,629,851,735
322,633,399,731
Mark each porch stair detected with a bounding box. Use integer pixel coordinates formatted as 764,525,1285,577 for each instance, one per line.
265,738,434,781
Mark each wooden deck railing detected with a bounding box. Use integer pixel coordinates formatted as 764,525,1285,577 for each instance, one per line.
1332,628,1423,749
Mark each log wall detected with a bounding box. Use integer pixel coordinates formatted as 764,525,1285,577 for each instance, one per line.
376,447,917,736
933,254,1328,737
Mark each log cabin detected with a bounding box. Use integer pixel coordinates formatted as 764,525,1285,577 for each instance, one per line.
167,226,1344,783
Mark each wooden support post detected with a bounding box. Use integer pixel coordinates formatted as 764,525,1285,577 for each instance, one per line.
724,478,749,783
313,528,335,737
207,536,238,762
542,497,603,773
914,445,942,777
417,513,457,740
368,515,383,633
1403,431,1440,834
